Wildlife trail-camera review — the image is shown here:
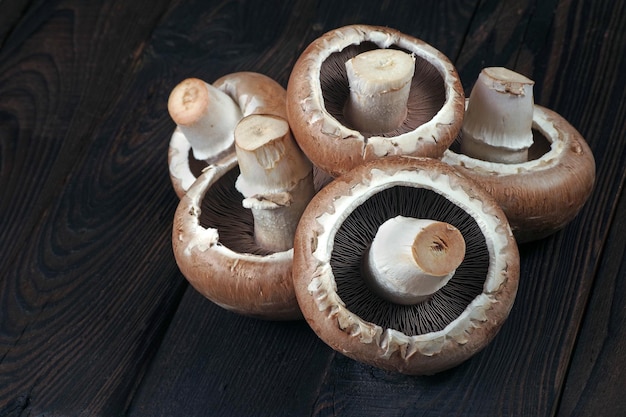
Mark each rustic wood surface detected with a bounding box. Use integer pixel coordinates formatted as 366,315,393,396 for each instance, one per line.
1,0,625,416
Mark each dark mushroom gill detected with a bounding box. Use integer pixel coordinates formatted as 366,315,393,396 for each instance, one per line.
320,42,446,138
198,166,330,256
188,148,208,178
330,185,489,336
199,167,275,256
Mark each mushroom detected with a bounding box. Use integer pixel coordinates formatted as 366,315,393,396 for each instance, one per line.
286,24,465,178
442,67,596,242
167,71,288,198
172,113,315,320
292,156,519,375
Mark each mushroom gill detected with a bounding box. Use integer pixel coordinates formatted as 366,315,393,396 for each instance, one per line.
320,42,446,139
199,167,275,256
330,185,489,336
197,165,330,256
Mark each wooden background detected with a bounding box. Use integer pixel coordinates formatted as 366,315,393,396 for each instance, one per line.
1,0,625,416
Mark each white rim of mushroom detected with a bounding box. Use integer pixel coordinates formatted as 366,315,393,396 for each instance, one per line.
168,72,288,198
459,67,535,164
293,156,519,374
444,66,592,174
444,104,586,174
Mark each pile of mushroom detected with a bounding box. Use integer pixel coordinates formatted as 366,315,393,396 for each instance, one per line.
165,24,595,374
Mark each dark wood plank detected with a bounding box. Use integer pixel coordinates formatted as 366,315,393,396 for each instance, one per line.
128,290,335,417
0,1,188,415
0,0,32,48
557,185,626,417
454,0,560,91
0,0,169,273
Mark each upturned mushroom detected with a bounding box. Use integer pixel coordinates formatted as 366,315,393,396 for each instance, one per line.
292,156,519,375
442,67,596,242
287,24,465,177
172,113,315,320
167,72,288,198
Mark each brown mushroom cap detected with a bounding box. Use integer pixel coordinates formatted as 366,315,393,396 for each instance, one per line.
292,156,519,374
442,105,596,243
172,157,301,320
168,72,288,198
286,24,465,178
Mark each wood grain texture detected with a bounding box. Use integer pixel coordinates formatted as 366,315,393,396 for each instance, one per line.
128,290,334,417
454,0,559,91
557,185,626,416
0,0,32,49
0,0,624,416
0,0,186,415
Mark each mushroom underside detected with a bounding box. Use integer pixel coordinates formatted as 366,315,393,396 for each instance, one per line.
197,165,331,255
320,42,446,138
330,185,489,336
199,166,276,256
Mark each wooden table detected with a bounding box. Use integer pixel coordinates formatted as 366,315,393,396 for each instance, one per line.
1,1,625,416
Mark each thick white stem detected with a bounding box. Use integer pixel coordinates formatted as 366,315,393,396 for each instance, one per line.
234,114,315,252
461,67,535,164
364,216,466,305
343,49,415,134
168,78,242,161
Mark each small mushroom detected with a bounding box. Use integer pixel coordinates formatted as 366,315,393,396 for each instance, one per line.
168,72,288,198
172,113,315,320
287,24,465,177
442,67,596,242
292,156,519,375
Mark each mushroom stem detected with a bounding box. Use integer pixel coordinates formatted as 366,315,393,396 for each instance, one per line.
363,216,466,305
343,49,415,133
168,78,243,161
460,67,535,164
235,114,315,252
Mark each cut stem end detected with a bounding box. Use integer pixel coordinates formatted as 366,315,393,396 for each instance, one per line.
168,78,242,161
364,217,466,305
